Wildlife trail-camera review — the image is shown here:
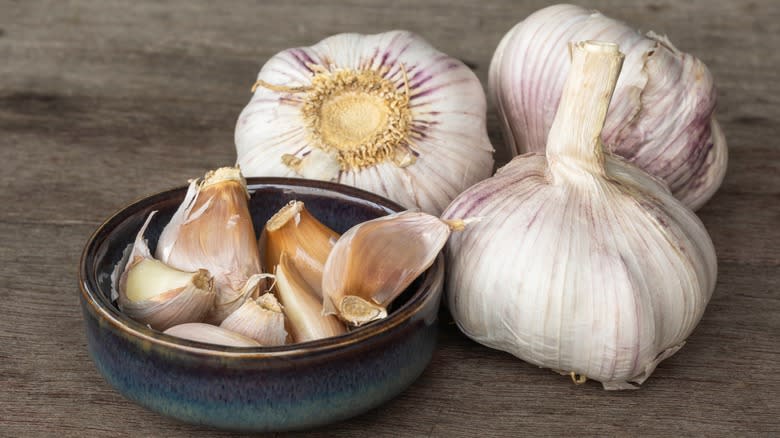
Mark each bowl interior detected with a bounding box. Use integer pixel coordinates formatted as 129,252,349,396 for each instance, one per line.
83,178,428,351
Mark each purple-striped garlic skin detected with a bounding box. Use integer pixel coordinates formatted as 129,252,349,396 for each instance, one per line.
489,4,727,210
235,30,494,215
444,41,717,390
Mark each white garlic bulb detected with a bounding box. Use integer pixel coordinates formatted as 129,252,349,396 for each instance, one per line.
489,4,727,210
235,30,494,215
444,41,717,389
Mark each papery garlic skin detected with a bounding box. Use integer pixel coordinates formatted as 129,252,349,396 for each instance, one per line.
156,167,266,324
489,4,727,210
235,30,494,215
118,213,215,331
445,41,717,389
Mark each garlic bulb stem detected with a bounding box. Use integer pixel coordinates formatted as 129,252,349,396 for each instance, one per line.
547,41,624,179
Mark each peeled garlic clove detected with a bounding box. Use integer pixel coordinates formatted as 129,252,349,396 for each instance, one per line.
260,201,339,297
275,253,346,342
489,4,726,210
164,323,261,348
219,293,288,346
445,41,717,389
322,211,452,326
117,212,215,331
235,30,494,215
156,167,265,324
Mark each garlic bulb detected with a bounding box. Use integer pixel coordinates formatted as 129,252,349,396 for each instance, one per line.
275,253,346,343
489,4,727,210
164,323,261,348
260,201,339,297
444,41,717,389
235,30,494,215
156,167,267,323
219,293,288,346
322,210,455,326
117,213,215,330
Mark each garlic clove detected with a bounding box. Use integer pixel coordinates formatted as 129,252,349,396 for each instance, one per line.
164,323,261,348
235,30,494,215
117,212,215,331
260,201,339,297
155,166,266,324
219,293,288,346
124,258,209,303
322,211,452,326
275,253,346,343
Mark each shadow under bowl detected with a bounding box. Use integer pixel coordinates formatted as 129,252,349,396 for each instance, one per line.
78,177,444,432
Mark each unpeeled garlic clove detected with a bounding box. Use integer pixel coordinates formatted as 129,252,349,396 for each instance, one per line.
164,323,261,347
275,253,346,342
260,201,339,297
322,211,453,326
219,293,288,346
118,212,215,331
155,166,266,324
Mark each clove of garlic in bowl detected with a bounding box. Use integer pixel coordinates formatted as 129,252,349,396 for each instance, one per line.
117,212,215,331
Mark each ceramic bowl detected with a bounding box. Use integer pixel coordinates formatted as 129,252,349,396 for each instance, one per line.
79,178,444,432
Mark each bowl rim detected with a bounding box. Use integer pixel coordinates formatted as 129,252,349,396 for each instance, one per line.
79,177,443,358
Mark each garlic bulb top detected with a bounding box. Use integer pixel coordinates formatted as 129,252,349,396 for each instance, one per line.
235,30,494,215
489,4,727,210
444,41,717,389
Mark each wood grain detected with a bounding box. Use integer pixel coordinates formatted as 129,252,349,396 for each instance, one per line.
1,0,778,436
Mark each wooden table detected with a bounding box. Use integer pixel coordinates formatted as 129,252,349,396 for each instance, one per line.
2,1,778,436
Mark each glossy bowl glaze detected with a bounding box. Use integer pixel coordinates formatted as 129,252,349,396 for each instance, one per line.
79,178,444,432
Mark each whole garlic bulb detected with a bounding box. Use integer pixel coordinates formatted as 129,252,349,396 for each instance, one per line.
489,4,727,210
444,41,717,389
235,30,494,215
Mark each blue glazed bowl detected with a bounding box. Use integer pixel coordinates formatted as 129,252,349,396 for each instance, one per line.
79,178,444,432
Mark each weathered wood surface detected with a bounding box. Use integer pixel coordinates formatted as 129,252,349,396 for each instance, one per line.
1,0,778,436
